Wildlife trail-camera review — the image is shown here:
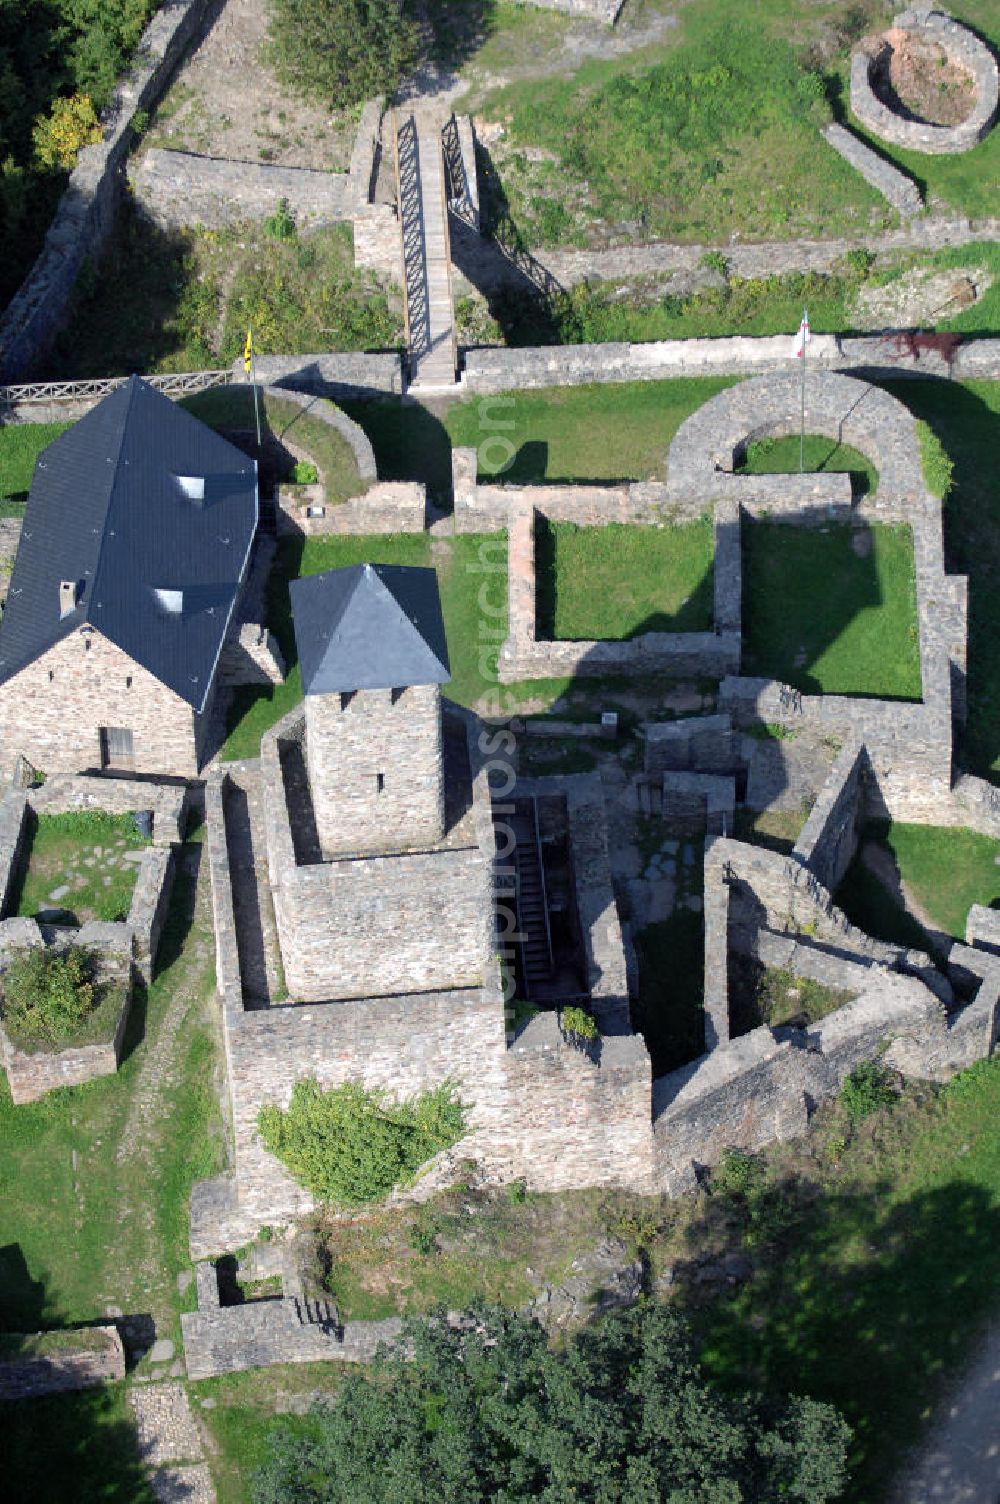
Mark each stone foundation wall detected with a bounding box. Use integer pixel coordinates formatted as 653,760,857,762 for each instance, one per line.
850,10,999,155
27,774,189,845
181,1300,403,1381
276,481,425,536
130,150,352,230
514,0,625,21
459,334,1000,392
236,353,404,398
0,1327,125,1398
792,741,869,893
218,624,287,688
0,937,133,1104
497,502,740,684
0,0,214,381
821,122,923,216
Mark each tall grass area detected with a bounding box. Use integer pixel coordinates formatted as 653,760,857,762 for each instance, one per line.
742,520,922,699
479,14,890,246
536,517,714,640
51,206,401,378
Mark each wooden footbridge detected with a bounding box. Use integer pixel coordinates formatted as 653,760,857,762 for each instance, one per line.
391,108,459,391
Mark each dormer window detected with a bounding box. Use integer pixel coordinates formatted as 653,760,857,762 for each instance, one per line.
154,587,184,615
59,580,79,619
175,475,205,503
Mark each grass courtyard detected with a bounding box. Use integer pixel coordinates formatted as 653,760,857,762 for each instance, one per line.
12,810,150,927
535,516,715,640
741,520,922,700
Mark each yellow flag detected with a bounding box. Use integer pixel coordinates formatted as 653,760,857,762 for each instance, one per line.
243,328,253,377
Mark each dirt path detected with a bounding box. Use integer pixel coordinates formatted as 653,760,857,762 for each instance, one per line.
111,847,215,1325
890,1320,1000,1502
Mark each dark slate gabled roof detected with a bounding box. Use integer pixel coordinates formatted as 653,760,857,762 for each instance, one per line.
0,376,258,710
290,564,451,695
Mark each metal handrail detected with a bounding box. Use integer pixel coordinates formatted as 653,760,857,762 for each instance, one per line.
390,111,412,365
0,368,234,407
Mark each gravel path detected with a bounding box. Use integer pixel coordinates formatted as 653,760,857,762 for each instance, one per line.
891,1322,1000,1503
131,1382,217,1503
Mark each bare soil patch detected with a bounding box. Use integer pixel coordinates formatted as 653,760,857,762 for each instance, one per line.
871,28,977,127
850,264,993,330
145,0,357,170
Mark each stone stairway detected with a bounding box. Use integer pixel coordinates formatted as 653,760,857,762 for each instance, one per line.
394,110,457,390
505,798,555,995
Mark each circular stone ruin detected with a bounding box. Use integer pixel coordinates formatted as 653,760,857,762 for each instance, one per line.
850,6,998,154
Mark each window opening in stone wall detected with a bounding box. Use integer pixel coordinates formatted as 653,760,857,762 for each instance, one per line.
126,675,132,689
376,772,385,794
340,691,355,711
48,670,54,682
391,686,406,705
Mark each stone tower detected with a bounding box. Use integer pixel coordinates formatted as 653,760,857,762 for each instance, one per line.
289,563,451,857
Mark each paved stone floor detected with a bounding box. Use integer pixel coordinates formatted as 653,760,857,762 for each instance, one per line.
131,1381,217,1502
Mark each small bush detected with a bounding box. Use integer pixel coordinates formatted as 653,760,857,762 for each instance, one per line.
258,1078,465,1206
700,249,730,278
845,247,876,278
409,1218,439,1256
2,947,96,1045
33,94,102,170
265,198,296,241
841,1060,896,1123
561,1005,598,1043
289,460,318,485
712,1147,763,1199
506,1178,528,1205
915,418,954,500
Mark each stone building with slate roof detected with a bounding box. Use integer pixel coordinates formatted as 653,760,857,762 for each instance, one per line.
290,563,450,857
0,377,258,779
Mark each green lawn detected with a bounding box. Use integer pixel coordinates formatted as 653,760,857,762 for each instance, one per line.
0,840,222,1341
13,810,149,926
737,433,878,500
697,1055,1000,1502
837,822,1000,944
443,377,737,486
742,520,922,699
536,517,714,639
183,388,364,504
191,1367,342,1504
0,421,71,507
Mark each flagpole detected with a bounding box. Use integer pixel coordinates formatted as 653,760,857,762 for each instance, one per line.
799,312,807,475
247,324,262,454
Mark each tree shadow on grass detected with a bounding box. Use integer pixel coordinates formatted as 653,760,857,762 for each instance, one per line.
0,1379,156,1502
689,1177,1000,1504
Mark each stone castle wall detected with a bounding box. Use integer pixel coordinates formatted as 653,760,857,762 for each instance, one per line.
0,0,214,381
792,741,870,894
130,150,353,231
0,1328,125,1398
821,123,923,216
306,684,445,856
236,353,403,398
0,630,211,780
276,481,426,536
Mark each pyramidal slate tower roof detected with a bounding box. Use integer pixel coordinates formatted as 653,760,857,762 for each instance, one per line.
0,375,258,710
290,564,451,695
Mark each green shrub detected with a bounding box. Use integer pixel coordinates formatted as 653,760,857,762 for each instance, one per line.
841,1060,897,1123
289,460,318,485
700,249,730,277
845,247,876,277
257,1078,465,1206
32,93,102,170
265,198,296,241
712,1146,763,1199
505,1177,528,1205
560,1005,598,1043
2,947,96,1045
915,418,954,500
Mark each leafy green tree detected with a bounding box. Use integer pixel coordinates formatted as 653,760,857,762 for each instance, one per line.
252,1304,851,1503
264,0,420,109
